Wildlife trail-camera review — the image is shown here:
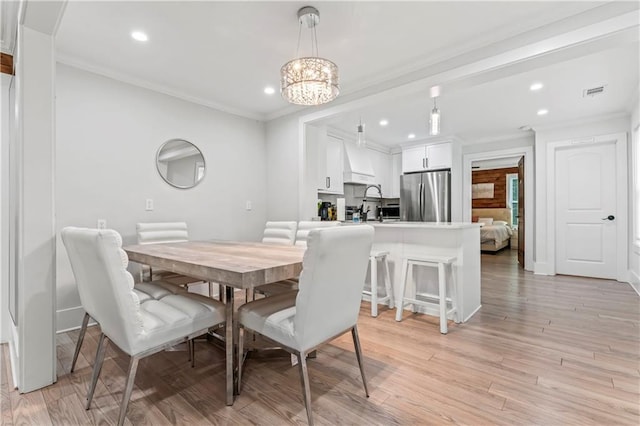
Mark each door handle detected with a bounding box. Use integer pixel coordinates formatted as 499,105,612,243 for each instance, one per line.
601,215,615,221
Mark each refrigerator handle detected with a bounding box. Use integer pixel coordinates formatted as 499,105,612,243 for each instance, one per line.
419,182,424,222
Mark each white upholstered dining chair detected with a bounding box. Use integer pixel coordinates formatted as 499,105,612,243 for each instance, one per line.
294,220,342,248
69,279,185,373
237,225,374,425
262,221,297,245
256,221,343,298
62,227,226,426
136,221,214,296
253,221,300,298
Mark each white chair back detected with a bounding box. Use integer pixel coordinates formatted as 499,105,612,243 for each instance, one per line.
262,221,297,246
294,225,374,350
294,221,342,248
136,222,188,244
62,227,143,354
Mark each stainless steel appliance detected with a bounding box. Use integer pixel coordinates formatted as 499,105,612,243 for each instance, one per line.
378,205,400,220
400,170,451,222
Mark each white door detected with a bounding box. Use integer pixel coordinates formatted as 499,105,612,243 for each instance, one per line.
555,141,617,279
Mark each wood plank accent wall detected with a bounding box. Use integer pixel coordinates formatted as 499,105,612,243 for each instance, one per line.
1,53,13,75
472,167,518,208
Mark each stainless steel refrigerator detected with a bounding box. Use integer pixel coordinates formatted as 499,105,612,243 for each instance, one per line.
400,170,451,222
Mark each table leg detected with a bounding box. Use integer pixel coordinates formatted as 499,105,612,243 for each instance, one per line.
225,285,235,405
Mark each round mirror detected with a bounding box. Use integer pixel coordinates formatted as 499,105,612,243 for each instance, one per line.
156,139,206,189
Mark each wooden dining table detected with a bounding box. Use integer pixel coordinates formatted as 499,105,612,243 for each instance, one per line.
124,240,305,405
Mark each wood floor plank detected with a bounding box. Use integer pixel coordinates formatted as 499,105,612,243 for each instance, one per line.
1,345,14,426
46,392,94,426
3,250,639,425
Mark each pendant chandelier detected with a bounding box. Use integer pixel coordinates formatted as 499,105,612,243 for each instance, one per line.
280,6,339,106
356,117,366,148
430,96,441,136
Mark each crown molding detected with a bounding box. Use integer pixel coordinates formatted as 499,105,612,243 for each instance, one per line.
325,125,390,153
56,55,265,122
533,111,630,133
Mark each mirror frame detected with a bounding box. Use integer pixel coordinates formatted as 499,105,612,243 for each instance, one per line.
156,138,206,189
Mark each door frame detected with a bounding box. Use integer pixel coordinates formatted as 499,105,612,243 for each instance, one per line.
463,145,534,271
546,132,628,281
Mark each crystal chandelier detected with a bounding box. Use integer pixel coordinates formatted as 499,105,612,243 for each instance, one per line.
280,6,339,106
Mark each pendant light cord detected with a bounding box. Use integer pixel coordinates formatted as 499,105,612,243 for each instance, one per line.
295,21,303,58
312,22,319,57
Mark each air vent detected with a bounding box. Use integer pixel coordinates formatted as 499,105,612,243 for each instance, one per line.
583,85,606,97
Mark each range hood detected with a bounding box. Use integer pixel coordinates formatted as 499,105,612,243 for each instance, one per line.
343,142,376,185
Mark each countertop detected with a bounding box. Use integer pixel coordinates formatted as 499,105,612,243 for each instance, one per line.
341,221,480,229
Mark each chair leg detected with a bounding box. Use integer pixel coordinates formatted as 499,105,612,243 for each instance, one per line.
85,333,108,410
296,352,314,426
208,282,214,298
189,339,195,368
237,326,244,394
438,262,448,334
383,257,394,309
395,259,408,321
370,256,378,317
117,355,140,426
351,326,369,397
71,312,90,373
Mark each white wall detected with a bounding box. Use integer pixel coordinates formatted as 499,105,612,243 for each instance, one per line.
534,115,630,276
629,102,639,294
265,114,301,221
55,64,268,331
0,74,11,343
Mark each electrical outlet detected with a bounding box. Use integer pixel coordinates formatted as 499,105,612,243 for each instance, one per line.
245,200,252,211
97,219,107,229
145,199,154,211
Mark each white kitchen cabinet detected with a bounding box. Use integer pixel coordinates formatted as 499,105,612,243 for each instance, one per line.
317,134,344,194
389,152,402,198
402,142,452,173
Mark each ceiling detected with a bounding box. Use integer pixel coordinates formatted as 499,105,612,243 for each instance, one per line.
49,1,639,148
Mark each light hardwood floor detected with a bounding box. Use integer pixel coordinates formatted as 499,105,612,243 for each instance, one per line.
2,250,639,425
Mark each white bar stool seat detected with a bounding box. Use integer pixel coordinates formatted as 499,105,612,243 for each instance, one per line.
395,254,458,334
363,250,394,317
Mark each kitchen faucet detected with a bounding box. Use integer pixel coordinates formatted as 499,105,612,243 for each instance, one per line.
363,184,384,222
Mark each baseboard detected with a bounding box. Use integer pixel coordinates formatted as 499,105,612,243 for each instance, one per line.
9,324,18,389
463,304,482,323
629,269,640,297
56,306,96,333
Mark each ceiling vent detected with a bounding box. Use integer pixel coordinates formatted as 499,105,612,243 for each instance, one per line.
583,85,606,97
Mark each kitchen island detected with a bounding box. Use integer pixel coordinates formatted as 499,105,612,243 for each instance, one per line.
368,222,481,323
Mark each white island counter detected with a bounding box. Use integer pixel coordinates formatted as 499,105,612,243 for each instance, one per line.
368,221,481,323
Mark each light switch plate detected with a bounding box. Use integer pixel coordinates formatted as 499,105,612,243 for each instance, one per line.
245,200,252,211
145,199,154,211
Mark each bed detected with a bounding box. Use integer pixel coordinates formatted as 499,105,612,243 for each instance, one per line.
472,208,513,252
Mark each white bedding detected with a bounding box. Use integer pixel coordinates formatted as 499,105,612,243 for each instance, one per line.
480,224,512,243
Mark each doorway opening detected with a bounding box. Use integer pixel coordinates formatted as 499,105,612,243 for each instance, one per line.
471,156,523,266
463,145,534,271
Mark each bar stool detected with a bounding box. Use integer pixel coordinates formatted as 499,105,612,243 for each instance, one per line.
395,254,457,334
363,250,394,317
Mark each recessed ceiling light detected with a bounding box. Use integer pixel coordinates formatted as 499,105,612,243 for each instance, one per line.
131,31,148,42
379,119,389,126
537,109,548,116
530,82,543,91
408,133,416,139
264,86,276,95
